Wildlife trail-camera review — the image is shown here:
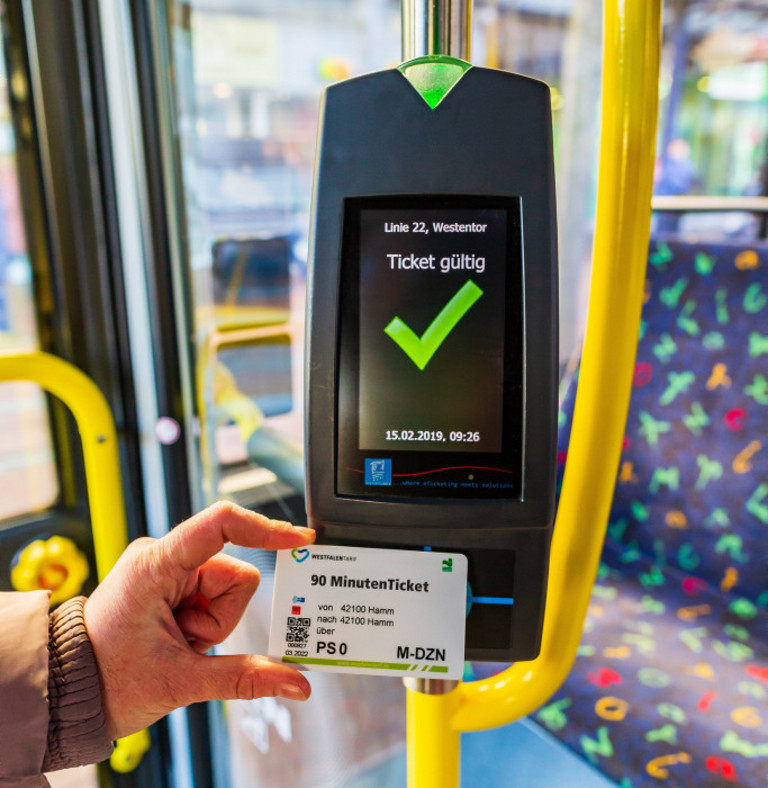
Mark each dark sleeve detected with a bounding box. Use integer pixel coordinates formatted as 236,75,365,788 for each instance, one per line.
0,591,49,786
43,597,113,772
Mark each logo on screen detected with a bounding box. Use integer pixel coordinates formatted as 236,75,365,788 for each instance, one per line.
365,458,392,486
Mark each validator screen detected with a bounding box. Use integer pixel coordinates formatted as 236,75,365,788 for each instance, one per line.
336,195,524,500
359,207,506,453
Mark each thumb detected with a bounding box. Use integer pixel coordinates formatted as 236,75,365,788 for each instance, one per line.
185,653,311,704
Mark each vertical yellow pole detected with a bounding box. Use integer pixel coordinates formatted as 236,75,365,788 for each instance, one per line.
407,682,461,788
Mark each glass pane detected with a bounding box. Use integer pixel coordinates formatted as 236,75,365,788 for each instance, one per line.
653,0,768,238
0,16,57,521
172,0,603,506
479,0,604,359
172,0,403,506
170,4,407,783
167,1,604,785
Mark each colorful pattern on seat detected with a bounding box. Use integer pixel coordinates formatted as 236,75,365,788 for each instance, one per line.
546,241,768,787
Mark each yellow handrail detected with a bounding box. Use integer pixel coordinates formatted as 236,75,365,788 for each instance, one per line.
0,352,127,575
0,351,150,771
406,0,662,781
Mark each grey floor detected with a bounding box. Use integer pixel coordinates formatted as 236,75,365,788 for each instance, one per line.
45,718,617,788
348,718,618,788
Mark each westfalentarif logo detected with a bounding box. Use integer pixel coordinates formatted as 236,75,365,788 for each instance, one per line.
291,547,310,563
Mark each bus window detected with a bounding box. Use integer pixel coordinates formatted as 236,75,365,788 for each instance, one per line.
0,17,57,523
164,2,602,785
653,2,768,238
169,0,604,506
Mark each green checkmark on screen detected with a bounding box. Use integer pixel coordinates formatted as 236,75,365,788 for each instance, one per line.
384,279,483,370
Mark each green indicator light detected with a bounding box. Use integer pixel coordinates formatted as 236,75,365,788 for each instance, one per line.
397,55,472,109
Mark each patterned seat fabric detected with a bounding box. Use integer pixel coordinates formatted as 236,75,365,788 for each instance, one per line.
542,240,768,787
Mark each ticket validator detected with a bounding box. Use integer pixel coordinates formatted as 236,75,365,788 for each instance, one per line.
305,56,558,662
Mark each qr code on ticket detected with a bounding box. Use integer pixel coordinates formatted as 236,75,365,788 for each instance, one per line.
286,616,311,646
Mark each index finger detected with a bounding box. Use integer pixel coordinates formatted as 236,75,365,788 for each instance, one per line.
161,501,315,570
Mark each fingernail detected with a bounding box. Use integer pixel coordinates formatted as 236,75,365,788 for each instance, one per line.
296,527,316,539
278,682,309,701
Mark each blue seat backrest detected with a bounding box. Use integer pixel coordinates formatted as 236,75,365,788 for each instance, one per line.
557,240,767,605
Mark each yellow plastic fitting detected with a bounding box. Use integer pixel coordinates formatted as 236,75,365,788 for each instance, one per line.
11,536,90,605
109,730,152,774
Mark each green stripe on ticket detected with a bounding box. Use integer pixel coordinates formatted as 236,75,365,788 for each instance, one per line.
282,656,449,672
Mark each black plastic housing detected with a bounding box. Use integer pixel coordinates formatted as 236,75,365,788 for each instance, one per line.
305,65,558,662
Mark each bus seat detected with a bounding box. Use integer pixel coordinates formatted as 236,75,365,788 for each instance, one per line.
540,239,768,788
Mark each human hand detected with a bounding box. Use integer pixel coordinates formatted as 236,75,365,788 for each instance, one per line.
84,501,315,740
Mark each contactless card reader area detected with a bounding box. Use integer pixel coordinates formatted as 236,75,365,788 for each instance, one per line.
306,58,558,662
